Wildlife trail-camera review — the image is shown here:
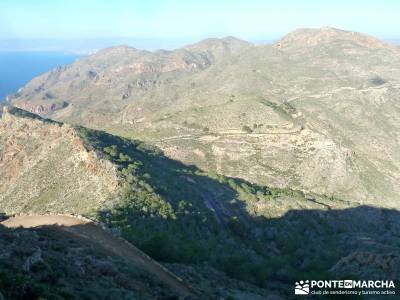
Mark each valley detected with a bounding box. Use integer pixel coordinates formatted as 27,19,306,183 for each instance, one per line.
7,27,400,207
1,27,400,299
1,102,399,299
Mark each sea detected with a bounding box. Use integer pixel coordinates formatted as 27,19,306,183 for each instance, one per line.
0,52,79,102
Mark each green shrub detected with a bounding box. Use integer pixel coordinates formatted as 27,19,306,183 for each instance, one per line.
242,125,253,133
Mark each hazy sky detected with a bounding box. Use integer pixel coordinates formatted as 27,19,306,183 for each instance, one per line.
1,0,399,50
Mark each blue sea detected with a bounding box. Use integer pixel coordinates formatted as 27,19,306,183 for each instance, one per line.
0,52,79,102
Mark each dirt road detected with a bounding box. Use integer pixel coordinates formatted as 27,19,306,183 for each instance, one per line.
2,215,197,298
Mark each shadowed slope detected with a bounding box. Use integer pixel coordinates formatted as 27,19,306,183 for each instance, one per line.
2,206,400,299
2,215,197,297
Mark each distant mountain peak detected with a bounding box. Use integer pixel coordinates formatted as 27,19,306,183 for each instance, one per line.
93,44,148,57
275,27,391,49
220,35,249,43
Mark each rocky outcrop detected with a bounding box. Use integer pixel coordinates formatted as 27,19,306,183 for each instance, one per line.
13,100,69,115
0,106,119,215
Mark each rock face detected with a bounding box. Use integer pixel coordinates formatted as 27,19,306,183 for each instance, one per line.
0,106,119,215
7,28,400,208
14,100,69,115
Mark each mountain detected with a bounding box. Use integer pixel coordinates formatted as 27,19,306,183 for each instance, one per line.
1,106,400,299
275,26,392,50
7,28,400,209
0,106,279,298
0,106,120,214
0,218,182,300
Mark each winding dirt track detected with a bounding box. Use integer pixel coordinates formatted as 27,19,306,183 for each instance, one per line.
1,215,197,298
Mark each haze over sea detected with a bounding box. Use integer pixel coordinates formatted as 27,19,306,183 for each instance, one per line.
0,51,78,102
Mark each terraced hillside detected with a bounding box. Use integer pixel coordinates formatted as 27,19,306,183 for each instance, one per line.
1,106,400,299
7,27,400,207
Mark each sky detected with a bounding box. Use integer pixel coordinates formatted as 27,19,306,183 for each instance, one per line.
1,0,399,51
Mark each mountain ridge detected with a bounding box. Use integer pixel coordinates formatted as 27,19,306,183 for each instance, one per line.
6,27,400,208
275,26,395,50
2,106,400,299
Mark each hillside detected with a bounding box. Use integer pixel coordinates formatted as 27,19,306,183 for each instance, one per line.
0,215,273,300
7,27,400,208
0,106,119,215
1,106,400,299
0,218,179,300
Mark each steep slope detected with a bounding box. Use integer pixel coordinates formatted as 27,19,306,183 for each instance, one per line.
0,106,279,298
0,219,180,300
2,215,196,297
7,28,400,207
0,217,272,300
0,106,119,214
1,107,400,299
